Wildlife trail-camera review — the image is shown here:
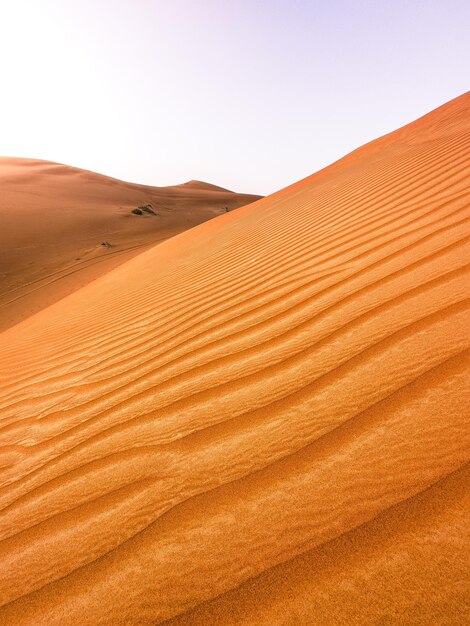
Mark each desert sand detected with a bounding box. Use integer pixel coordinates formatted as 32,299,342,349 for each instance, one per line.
0,92,469,625
0,157,260,332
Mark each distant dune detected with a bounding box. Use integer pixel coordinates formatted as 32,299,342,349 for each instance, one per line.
0,92,469,625
179,179,235,192
0,157,261,331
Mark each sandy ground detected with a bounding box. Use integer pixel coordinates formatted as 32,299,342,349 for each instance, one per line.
0,158,260,331
0,92,469,625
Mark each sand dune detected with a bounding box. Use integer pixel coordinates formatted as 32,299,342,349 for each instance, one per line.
0,158,260,331
0,92,469,624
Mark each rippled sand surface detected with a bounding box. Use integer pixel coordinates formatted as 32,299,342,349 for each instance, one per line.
0,93,469,624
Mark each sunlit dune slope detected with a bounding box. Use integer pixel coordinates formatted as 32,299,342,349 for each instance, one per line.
0,92,469,625
0,157,260,331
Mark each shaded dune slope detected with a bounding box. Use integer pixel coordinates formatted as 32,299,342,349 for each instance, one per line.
0,93,469,624
0,157,260,331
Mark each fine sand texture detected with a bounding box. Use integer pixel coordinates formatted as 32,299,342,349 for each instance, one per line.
0,158,261,332
0,92,469,624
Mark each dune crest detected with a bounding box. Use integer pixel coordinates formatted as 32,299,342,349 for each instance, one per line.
0,92,469,624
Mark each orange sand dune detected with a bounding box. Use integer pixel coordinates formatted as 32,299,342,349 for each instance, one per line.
0,92,469,625
0,157,260,331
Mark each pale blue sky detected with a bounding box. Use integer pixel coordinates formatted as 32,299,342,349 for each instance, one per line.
0,0,468,194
